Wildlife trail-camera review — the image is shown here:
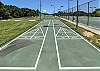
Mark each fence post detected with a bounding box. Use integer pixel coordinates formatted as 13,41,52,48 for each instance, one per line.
68,0,69,20
87,2,90,25
72,8,74,21
76,0,79,28
40,0,42,20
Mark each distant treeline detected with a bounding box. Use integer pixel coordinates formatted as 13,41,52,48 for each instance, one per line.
0,1,40,19
55,8,100,17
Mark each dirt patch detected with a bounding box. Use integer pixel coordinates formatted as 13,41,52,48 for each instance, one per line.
83,31,94,38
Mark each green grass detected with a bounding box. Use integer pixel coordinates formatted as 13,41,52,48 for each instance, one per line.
61,19,100,48
0,17,40,47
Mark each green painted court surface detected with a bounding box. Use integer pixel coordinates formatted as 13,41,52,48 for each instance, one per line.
0,18,100,71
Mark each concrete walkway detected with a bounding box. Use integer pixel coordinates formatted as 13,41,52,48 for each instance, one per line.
60,18,100,35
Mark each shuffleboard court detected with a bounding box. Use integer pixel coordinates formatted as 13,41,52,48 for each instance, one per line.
0,20,50,67
53,20,100,70
0,19,100,71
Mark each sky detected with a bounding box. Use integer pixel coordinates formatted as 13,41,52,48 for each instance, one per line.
0,0,100,14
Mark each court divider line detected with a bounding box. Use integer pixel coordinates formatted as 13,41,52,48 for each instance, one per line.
52,20,61,69
34,20,50,69
0,20,44,51
40,27,45,37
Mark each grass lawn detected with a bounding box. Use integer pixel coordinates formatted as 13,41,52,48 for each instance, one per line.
0,17,40,47
61,19,100,48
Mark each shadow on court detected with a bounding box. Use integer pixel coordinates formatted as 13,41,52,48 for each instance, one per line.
43,25,65,28
0,39,33,56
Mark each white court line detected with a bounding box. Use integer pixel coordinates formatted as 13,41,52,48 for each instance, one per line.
28,20,36,21
1,20,11,21
0,20,43,51
52,20,61,69
18,38,31,40
18,36,31,40
60,67,100,70
34,20,50,69
14,20,21,21
30,26,45,39
21,36,30,39
56,36,82,40
62,28,70,39
56,27,61,37
0,67,35,70
21,36,31,38
30,28,39,39
1,20,10,21
40,27,45,37
70,37,82,40
19,36,44,40
19,37,43,40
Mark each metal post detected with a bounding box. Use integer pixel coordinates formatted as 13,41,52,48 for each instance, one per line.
60,6,64,17
68,0,69,20
76,0,79,28
54,6,55,16
72,8,74,21
87,2,89,25
40,0,41,20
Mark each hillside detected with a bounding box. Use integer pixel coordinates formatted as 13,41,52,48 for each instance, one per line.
93,8,100,17
0,1,40,19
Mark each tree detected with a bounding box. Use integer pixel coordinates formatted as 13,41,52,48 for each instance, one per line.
0,1,39,19
93,9,100,17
